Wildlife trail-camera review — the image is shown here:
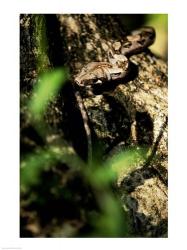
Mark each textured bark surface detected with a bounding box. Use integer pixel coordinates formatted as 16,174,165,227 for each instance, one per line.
20,14,168,237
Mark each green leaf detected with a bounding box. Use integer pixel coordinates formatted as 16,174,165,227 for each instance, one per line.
29,68,68,119
108,146,148,176
21,144,84,189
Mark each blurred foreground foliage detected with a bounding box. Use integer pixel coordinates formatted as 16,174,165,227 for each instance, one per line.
29,68,69,120
21,68,148,237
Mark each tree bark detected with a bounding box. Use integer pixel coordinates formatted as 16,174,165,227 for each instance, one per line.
20,14,168,237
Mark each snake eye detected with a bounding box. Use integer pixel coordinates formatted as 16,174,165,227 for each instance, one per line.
111,72,121,79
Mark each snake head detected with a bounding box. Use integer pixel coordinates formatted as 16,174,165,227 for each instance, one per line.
107,50,129,80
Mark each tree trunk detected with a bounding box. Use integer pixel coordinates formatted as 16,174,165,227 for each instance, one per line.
20,14,167,237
